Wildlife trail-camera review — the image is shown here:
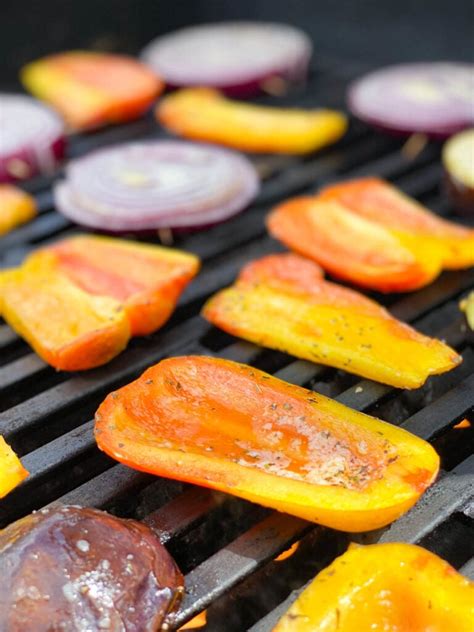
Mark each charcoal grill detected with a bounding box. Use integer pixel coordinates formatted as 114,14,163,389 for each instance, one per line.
1,56,473,631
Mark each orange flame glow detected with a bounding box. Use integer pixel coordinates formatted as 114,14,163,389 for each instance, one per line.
275,540,300,562
453,418,471,429
179,610,207,630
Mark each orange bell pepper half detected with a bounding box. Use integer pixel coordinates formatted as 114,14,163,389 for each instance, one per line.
0,252,130,371
21,51,164,130
0,436,28,499
267,177,474,292
95,356,440,531
0,236,199,370
44,235,200,336
202,253,460,389
273,542,474,631
157,87,347,154
0,185,37,236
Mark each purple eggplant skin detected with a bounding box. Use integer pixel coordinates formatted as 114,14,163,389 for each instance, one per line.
0,505,184,632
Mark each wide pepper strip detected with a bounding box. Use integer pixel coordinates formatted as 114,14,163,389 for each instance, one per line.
0,252,131,371
95,355,440,532
267,177,474,292
0,436,28,499
202,253,460,389
157,87,347,154
273,542,474,632
21,51,164,131
0,236,199,370
44,235,200,336
0,185,37,236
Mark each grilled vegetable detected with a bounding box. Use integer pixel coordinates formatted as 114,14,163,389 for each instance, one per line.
443,129,474,216
0,252,130,371
0,237,199,370
157,88,347,154
53,141,259,232
347,62,474,138
141,22,312,97
21,51,164,131
0,505,184,631
45,235,200,336
267,177,474,292
202,254,460,389
273,542,474,631
0,436,28,499
0,185,37,235
95,355,440,532
0,94,65,183
460,291,474,330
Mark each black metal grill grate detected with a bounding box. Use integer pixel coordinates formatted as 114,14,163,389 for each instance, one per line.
1,57,473,631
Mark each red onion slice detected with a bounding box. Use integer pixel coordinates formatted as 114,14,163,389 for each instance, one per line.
347,62,474,138
141,22,312,97
54,141,260,231
0,94,66,182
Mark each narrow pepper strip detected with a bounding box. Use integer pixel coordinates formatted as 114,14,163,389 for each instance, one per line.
0,436,28,499
267,177,474,292
0,185,37,236
22,51,164,130
157,87,347,154
95,355,440,532
273,543,474,631
202,254,460,389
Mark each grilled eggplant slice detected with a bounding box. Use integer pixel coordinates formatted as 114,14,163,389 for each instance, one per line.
0,505,184,632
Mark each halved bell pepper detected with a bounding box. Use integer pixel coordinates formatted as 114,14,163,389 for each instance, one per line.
202,254,460,389
21,51,164,130
95,356,440,531
267,177,474,292
0,436,28,499
157,87,347,154
43,235,200,336
0,185,37,236
0,252,130,371
273,542,474,631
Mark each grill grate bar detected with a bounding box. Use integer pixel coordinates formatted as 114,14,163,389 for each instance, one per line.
174,512,312,626
144,488,222,544
401,374,474,440
380,457,474,544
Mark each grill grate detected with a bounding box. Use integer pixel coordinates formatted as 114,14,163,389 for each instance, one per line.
1,57,473,630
